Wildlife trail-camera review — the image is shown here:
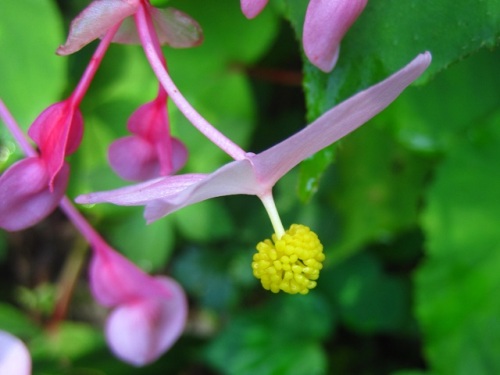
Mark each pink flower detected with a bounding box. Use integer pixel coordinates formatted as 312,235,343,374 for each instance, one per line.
56,0,203,56
0,99,81,231
0,331,31,375
76,52,432,223
108,89,188,181
240,0,367,72
303,0,367,72
89,241,187,366
27,100,83,187
240,0,269,19
0,24,116,232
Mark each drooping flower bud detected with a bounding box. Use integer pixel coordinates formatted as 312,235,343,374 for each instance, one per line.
108,92,188,181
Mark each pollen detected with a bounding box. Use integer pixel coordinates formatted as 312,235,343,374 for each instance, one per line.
252,224,324,295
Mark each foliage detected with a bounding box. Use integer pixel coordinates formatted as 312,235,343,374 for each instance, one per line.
0,0,499,374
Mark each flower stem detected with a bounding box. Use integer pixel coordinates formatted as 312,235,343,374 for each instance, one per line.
259,192,285,239
134,4,247,161
0,99,37,158
69,23,121,107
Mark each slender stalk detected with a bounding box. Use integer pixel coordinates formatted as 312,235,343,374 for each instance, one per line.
0,99,37,158
69,23,121,107
134,4,247,161
259,193,285,239
48,237,87,329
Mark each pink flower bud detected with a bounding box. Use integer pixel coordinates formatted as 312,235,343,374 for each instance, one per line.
89,244,187,366
27,101,83,187
105,277,187,366
108,95,188,181
303,0,367,72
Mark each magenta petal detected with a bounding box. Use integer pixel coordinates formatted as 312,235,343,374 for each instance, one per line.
0,158,69,231
56,0,140,55
105,277,187,366
27,101,83,185
0,331,31,375
170,137,188,174
303,0,367,72
252,52,432,187
90,244,170,307
115,98,187,179
108,136,160,181
240,0,269,19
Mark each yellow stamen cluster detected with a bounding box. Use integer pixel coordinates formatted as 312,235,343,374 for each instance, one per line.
252,224,324,295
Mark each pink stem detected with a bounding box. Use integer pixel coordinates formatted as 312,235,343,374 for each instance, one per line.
0,99,38,158
69,23,121,107
134,4,247,161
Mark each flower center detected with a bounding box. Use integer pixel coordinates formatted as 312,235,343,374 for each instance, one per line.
252,224,324,294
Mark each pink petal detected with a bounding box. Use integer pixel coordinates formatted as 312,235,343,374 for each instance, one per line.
76,160,262,221
56,0,140,55
90,244,171,307
169,138,189,173
76,173,208,206
0,158,69,231
303,0,367,72
240,0,269,19
117,97,188,179
76,53,431,223
108,136,159,181
0,331,31,375
105,277,187,366
113,7,203,48
27,101,83,186
252,52,432,186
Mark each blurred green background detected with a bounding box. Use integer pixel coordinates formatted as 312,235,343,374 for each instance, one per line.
0,0,499,374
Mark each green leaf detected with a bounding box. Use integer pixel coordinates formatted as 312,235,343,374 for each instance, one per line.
171,246,240,311
415,111,500,374
329,124,432,262
320,253,411,334
384,48,500,153
106,208,175,272
285,0,500,200
30,322,105,362
0,0,66,170
0,0,66,127
205,294,332,375
0,303,41,338
175,200,234,242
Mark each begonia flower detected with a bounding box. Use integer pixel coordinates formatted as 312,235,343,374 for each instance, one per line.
78,53,431,215
77,51,432,293
88,240,187,366
240,0,367,72
56,0,203,56
0,100,76,231
240,0,269,19
303,0,368,72
0,26,118,232
0,330,31,375
108,88,188,181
